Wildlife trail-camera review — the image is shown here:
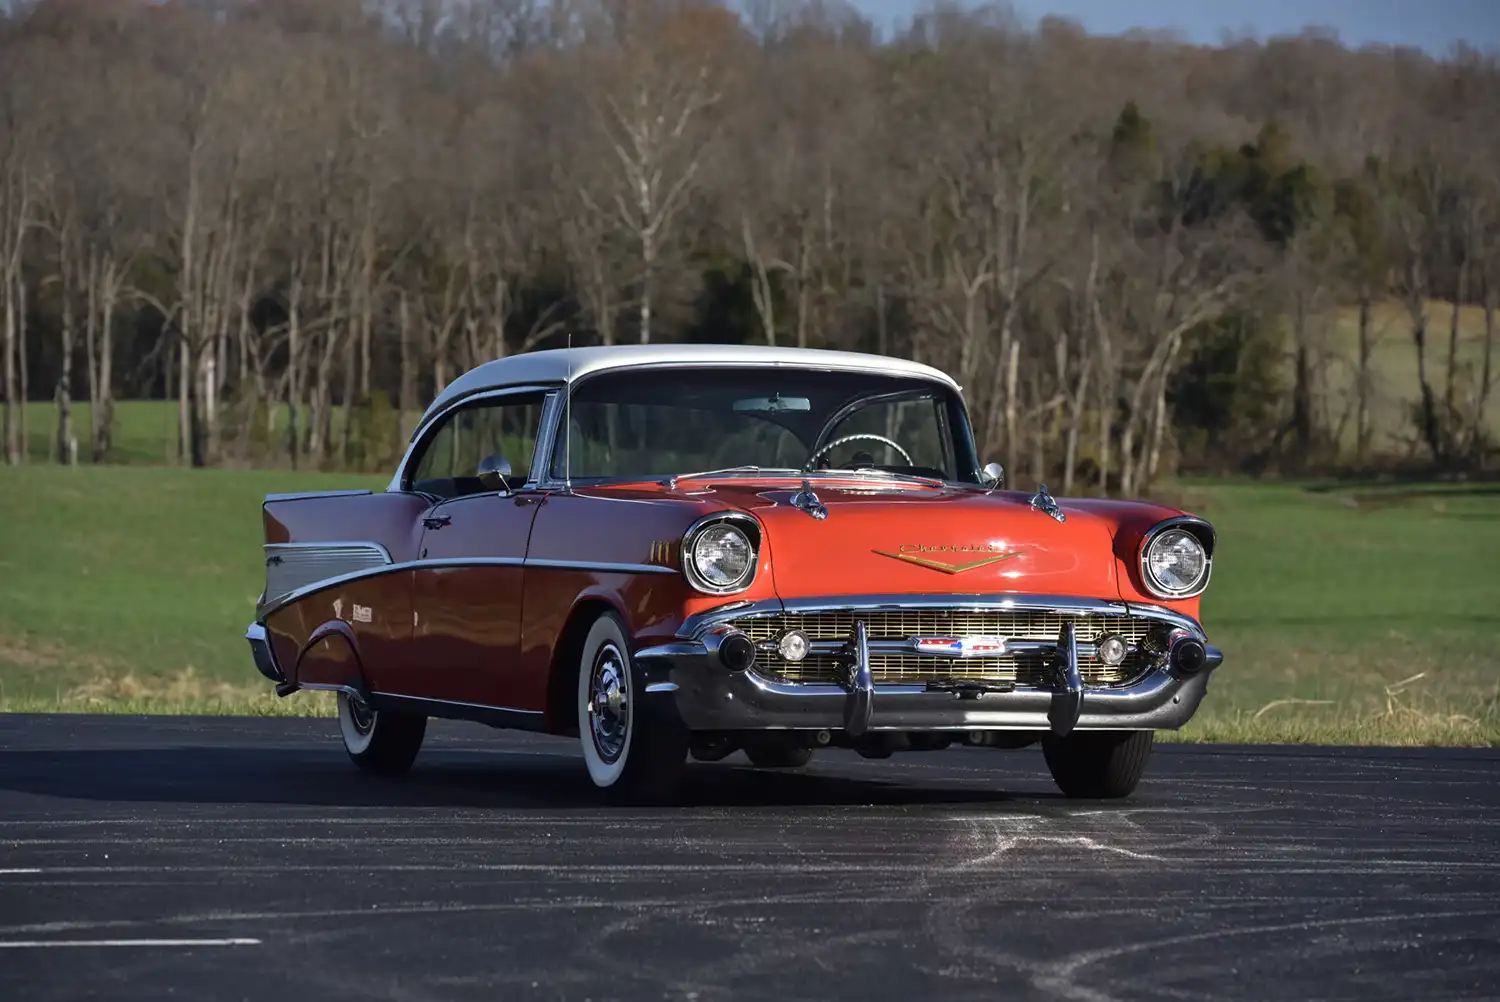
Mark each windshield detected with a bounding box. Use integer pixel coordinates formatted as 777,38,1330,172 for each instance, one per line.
550,366,979,484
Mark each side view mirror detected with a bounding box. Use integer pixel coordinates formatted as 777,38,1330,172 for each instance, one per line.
477,453,513,493
982,462,1005,488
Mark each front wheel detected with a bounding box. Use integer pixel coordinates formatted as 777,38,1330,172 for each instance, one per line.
576,613,688,803
1042,730,1154,798
338,692,426,776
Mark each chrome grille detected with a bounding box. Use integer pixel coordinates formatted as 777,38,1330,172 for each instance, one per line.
732,609,1157,686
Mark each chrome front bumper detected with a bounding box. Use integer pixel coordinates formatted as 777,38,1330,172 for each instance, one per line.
634,595,1224,736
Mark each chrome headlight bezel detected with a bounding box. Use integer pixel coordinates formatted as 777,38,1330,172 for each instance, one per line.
680,512,761,595
1139,517,1214,599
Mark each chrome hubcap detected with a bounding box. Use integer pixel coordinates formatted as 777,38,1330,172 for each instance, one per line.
347,696,375,735
587,643,629,764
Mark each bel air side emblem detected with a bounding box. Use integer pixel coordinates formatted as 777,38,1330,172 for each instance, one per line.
872,543,1024,575
911,636,1008,657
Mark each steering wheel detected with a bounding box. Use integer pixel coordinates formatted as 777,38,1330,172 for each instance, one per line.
806,433,913,470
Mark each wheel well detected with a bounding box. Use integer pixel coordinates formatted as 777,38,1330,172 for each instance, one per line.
545,599,619,737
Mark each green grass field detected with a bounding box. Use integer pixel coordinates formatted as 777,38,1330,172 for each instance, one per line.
1,464,1497,743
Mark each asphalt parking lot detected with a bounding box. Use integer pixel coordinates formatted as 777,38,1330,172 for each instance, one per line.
2,715,1498,1001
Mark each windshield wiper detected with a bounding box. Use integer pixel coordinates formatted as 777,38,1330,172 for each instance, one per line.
662,466,801,488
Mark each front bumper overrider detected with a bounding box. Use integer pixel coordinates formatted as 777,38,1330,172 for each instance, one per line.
634,595,1224,737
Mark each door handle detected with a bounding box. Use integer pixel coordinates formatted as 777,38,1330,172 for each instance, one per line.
422,515,452,530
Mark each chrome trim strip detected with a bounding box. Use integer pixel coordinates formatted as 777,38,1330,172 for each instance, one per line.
264,540,395,560
264,490,374,502
755,637,1138,659
1139,515,1216,600
368,692,547,731
528,558,680,576
677,593,1203,641
298,681,369,702
643,681,680,694
259,555,679,620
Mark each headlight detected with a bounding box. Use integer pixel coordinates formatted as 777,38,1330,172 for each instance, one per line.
682,516,759,593
1141,526,1211,598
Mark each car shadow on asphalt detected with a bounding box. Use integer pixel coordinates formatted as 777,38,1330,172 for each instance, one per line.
0,745,1084,810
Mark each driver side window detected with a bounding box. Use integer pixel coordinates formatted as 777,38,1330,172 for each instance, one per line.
408,393,548,498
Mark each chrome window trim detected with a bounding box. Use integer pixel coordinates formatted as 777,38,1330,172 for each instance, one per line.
676,593,1207,641
258,555,678,620
1139,515,1216,600
679,510,763,596
389,384,564,494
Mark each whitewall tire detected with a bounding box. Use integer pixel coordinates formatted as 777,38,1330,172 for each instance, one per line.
337,691,426,776
576,612,688,803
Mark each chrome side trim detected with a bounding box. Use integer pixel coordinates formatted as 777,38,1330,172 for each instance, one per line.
261,542,393,615
643,681,680,693
677,593,1202,641
264,490,374,502
368,692,547,731
298,681,370,703
1139,515,1216,600
528,558,680,576
258,555,679,620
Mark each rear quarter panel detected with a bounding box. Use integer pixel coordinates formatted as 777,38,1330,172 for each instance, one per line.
260,490,431,691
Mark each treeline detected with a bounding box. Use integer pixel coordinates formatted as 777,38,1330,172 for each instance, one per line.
0,0,1496,489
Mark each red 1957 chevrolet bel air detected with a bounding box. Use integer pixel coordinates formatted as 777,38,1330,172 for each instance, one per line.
246,344,1222,802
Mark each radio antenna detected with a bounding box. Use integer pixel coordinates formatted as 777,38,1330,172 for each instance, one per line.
562,325,573,494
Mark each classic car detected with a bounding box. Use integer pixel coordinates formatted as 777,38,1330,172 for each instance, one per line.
246,344,1223,802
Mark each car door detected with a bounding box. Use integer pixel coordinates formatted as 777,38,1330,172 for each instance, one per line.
400,390,552,709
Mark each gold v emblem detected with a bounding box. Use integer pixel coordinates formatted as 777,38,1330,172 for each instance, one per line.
871,549,1025,575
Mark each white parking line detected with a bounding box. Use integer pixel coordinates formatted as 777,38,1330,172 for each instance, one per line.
0,869,42,875
0,938,261,949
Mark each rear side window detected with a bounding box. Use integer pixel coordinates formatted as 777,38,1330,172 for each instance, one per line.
407,393,548,497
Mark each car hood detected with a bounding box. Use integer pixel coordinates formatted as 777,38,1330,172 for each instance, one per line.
685,480,1123,600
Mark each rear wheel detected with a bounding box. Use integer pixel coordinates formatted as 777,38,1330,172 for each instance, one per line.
743,736,814,769
1042,730,1154,798
338,692,426,776
576,613,688,804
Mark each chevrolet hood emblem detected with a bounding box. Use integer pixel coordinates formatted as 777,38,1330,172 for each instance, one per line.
871,545,1026,574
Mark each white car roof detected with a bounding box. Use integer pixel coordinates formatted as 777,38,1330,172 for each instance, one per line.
420,344,961,425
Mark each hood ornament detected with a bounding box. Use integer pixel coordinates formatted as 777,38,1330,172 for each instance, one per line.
1029,483,1066,523
790,479,828,520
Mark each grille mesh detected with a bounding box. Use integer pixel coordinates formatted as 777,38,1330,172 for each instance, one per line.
733,609,1157,686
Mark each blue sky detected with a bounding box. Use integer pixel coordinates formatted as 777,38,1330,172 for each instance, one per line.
850,0,1500,54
